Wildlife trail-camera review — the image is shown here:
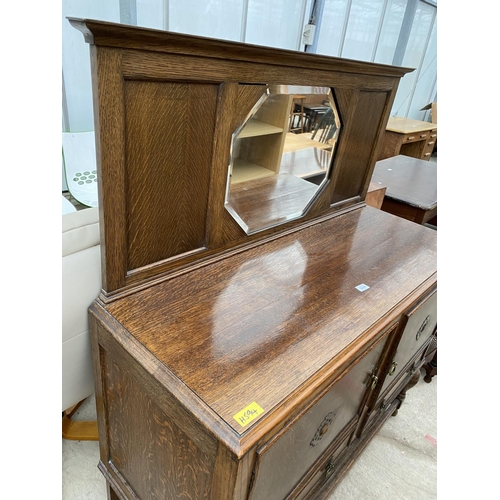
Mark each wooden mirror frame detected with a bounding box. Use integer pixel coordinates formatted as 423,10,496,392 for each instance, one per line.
70,18,412,299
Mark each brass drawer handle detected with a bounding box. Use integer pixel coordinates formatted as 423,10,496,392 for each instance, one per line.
389,361,398,376
407,136,415,140
416,315,431,341
430,134,437,138
370,375,378,390
325,459,335,477
428,141,435,145
310,412,334,447
420,134,427,138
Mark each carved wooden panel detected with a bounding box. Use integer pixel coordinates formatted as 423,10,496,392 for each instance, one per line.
249,331,388,500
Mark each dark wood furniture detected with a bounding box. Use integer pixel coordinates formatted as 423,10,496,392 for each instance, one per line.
71,18,437,500
371,154,437,225
372,155,438,383
365,181,387,210
422,334,438,383
379,116,437,161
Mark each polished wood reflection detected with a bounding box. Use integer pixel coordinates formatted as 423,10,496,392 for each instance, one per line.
106,206,437,432
227,173,318,232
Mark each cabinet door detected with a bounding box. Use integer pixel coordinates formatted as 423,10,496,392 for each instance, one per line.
380,289,437,395
248,333,389,500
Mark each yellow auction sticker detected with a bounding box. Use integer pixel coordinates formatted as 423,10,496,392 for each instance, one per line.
233,402,264,427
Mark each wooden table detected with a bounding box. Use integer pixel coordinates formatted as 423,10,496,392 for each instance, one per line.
379,117,437,161
371,155,437,225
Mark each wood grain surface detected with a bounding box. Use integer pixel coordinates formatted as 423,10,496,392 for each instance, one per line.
227,173,319,233
69,18,413,78
75,19,436,499
124,81,218,268
106,206,437,434
72,18,413,295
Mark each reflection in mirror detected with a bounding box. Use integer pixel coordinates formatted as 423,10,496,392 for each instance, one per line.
225,86,341,234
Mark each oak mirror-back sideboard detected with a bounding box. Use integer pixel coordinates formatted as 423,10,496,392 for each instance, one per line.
70,18,437,500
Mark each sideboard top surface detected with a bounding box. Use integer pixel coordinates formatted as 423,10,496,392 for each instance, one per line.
104,206,437,435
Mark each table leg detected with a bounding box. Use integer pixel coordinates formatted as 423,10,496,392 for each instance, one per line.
423,350,437,383
422,332,437,383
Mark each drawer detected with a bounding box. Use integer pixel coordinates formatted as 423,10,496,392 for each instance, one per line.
292,430,351,500
380,343,429,408
380,289,437,395
366,339,432,431
425,139,437,150
422,138,437,159
248,334,388,500
404,132,427,143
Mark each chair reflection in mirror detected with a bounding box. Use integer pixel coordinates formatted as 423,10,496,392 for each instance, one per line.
311,107,337,148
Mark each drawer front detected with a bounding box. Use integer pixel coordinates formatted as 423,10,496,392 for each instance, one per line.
292,431,350,500
422,133,437,159
404,132,426,143
364,339,430,434
380,290,437,394
382,341,429,408
248,335,388,500
425,138,437,151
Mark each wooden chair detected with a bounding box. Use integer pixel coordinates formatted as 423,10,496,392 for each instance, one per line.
289,94,307,133
311,107,337,145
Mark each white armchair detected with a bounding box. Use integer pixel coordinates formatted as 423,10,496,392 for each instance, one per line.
62,206,101,440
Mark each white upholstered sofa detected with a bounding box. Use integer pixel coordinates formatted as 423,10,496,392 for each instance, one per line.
62,205,101,439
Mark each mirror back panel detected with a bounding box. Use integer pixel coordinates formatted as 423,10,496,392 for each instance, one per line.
71,18,412,297
124,81,218,269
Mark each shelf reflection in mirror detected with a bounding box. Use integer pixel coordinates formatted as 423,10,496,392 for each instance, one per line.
225,85,341,234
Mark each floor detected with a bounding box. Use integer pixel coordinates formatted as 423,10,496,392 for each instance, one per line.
62,372,437,499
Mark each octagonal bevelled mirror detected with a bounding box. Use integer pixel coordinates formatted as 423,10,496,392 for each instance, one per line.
225,85,341,234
